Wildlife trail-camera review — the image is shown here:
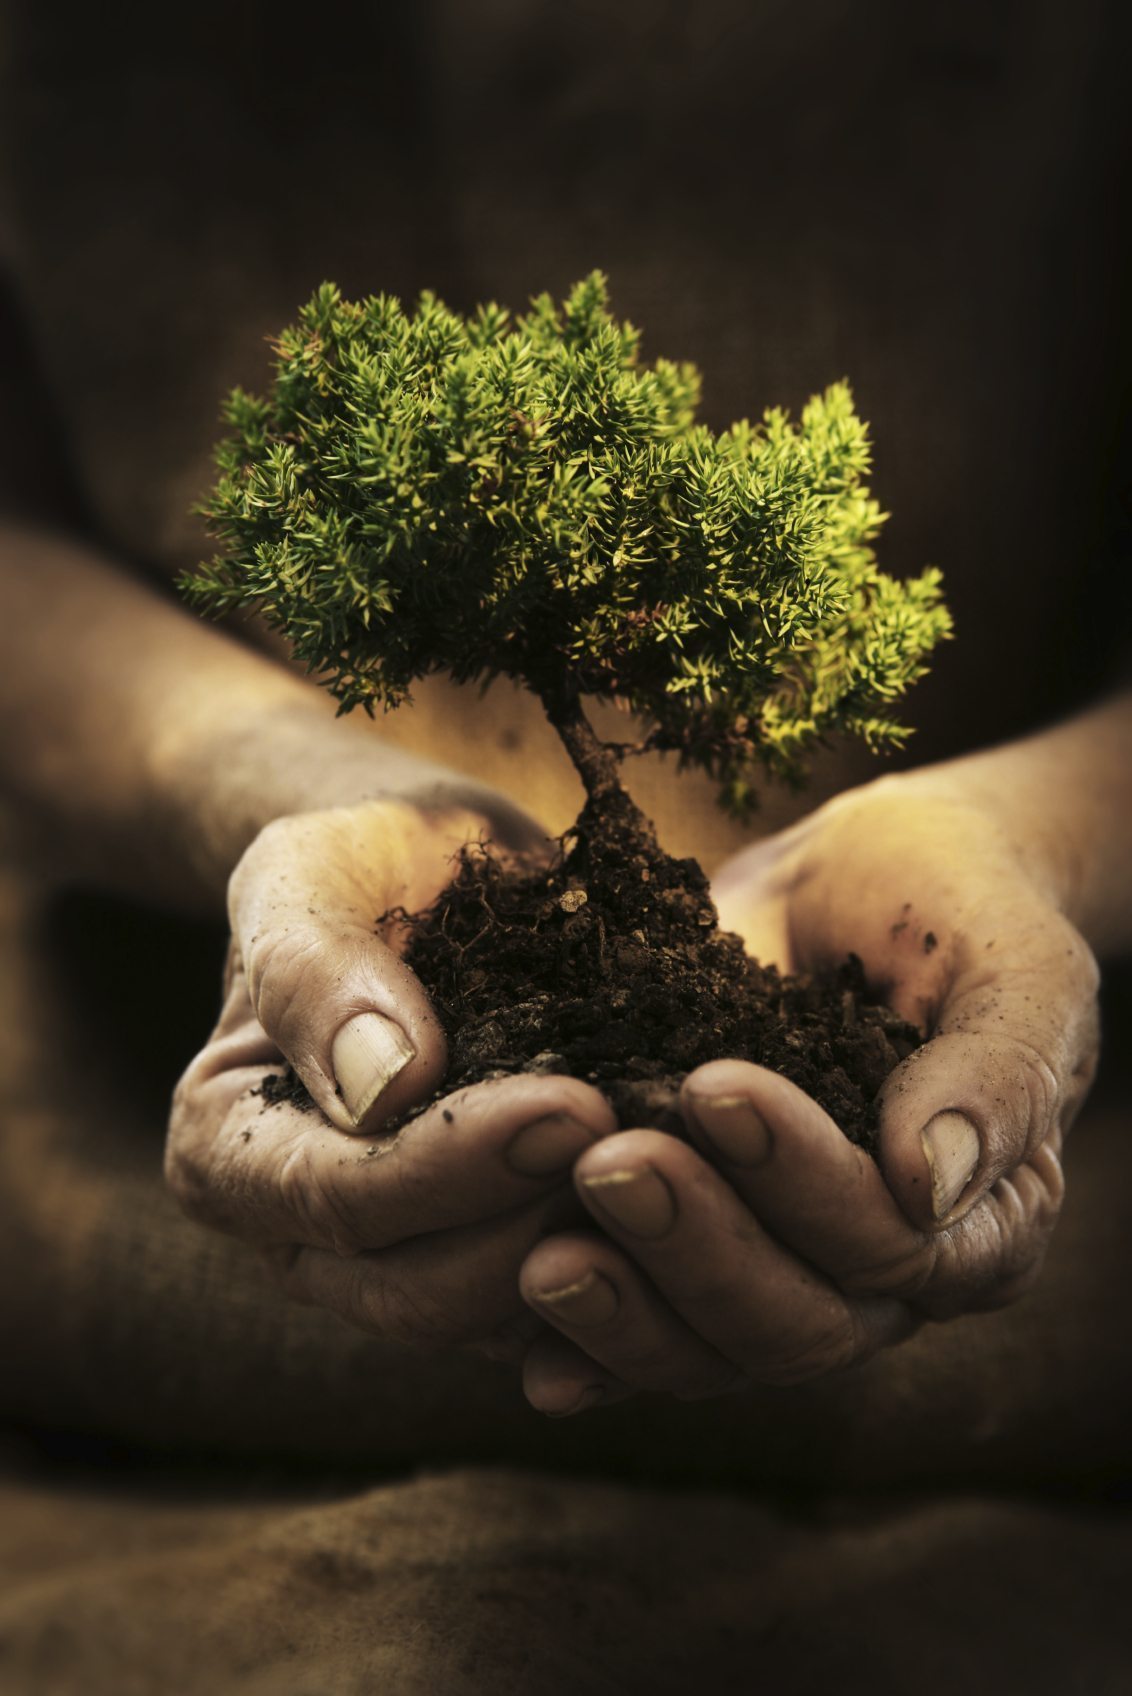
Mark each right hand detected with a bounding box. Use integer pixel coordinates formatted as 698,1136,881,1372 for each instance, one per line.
516,770,1100,1412
167,797,616,1359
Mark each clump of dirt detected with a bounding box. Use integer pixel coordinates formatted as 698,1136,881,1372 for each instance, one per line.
387,794,920,1149
258,1070,320,1114
258,794,920,1145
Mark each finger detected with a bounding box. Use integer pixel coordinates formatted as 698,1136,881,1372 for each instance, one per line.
680,1060,1064,1315
875,905,1099,1229
521,1331,634,1417
339,1072,618,1242
573,1132,912,1385
171,1015,611,1249
520,1230,741,1401
228,809,448,1132
915,1138,1066,1318
680,1060,935,1298
709,819,812,966
272,1187,580,1350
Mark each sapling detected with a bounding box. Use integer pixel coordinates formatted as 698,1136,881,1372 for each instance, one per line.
184,274,951,1139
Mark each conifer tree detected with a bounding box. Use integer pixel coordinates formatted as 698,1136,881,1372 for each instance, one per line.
185,273,950,818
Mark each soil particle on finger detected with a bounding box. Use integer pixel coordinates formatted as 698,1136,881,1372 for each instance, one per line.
257,1071,319,1114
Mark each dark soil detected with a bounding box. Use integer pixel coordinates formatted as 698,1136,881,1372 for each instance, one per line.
260,790,920,1145
374,790,920,1149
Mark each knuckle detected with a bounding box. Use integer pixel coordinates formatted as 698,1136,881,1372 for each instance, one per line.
919,1186,1053,1318
355,1272,462,1348
842,1240,937,1300
755,1314,860,1387
1028,1143,1066,1221
277,1138,358,1249
1061,1044,1100,1137
1018,1050,1060,1151
1020,923,1100,1138
973,1032,1061,1168
245,926,324,1033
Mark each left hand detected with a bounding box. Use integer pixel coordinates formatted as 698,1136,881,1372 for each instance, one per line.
517,772,1100,1414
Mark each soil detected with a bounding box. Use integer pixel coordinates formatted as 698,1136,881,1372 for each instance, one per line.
380,788,917,1149
261,785,920,1147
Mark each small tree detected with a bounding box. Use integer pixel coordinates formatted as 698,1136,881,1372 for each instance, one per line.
185,273,950,821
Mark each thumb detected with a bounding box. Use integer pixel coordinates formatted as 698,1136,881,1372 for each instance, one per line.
875,905,1099,1230
228,812,448,1133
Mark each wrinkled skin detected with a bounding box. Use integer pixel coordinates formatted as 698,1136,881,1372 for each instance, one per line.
520,777,1099,1412
167,774,1099,1409
168,797,617,1361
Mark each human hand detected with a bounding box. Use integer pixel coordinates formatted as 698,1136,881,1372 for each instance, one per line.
168,797,615,1357
517,771,1100,1413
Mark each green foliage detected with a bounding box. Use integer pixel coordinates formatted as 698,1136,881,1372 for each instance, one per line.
185,273,950,812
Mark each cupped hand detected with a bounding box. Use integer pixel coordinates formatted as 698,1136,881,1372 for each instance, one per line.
518,773,1100,1413
168,797,615,1357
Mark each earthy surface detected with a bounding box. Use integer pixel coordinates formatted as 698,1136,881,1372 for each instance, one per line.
3,1462,1132,1696
262,793,921,1143
398,794,920,1145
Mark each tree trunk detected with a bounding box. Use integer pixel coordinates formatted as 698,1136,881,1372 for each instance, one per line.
539,688,656,856
541,690,626,804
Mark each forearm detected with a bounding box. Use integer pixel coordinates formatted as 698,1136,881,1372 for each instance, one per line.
0,523,517,911
899,691,1132,958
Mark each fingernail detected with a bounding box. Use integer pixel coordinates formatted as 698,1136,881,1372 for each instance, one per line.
687,1093,771,1166
921,1111,980,1220
545,1384,606,1419
533,1269,619,1327
580,1166,676,1238
506,1113,596,1177
331,1013,415,1123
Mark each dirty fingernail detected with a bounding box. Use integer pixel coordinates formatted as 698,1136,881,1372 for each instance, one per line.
533,1269,619,1327
922,1110,981,1220
545,1384,606,1419
506,1113,596,1177
580,1166,676,1238
331,1013,415,1124
688,1093,772,1166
